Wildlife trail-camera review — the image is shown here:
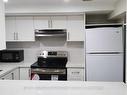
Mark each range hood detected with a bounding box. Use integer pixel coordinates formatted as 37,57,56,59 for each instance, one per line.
35,29,67,37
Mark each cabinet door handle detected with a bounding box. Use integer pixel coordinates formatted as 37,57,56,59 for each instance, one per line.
72,72,80,74
14,32,16,40
48,20,50,28
29,69,31,80
68,32,70,40
51,20,52,28
16,33,18,40
12,73,14,80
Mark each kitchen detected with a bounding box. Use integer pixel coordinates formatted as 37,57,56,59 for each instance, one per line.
0,0,127,95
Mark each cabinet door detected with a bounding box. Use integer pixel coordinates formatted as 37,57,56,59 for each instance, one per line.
5,17,16,41
51,16,67,29
0,72,13,80
12,68,20,80
16,17,35,41
67,15,85,41
20,68,30,80
0,0,6,50
34,16,50,29
67,68,84,81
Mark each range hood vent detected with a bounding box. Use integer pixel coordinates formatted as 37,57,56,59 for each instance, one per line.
35,29,67,37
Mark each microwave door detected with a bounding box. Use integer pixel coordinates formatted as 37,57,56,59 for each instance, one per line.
1,53,13,61
0,50,24,62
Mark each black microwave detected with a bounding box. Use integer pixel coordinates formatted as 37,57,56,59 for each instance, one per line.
0,50,24,62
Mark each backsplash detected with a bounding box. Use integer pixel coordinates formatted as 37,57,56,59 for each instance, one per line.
6,37,85,66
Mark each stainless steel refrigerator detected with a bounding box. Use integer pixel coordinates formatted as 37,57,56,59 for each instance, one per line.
86,27,123,82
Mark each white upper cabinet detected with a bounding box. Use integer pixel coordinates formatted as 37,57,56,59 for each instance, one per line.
51,16,67,29
34,16,49,29
6,17,16,41
67,15,85,41
34,16,67,29
6,15,85,42
0,0,6,50
15,17,35,41
6,16,35,41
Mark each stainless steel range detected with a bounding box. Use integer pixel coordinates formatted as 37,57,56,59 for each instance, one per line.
31,51,68,80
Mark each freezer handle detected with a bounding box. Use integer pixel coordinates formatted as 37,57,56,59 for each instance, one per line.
87,52,122,54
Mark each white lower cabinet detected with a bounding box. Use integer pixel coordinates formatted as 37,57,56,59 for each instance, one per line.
19,67,30,80
0,72,13,80
67,68,84,81
0,67,30,80
0,68,20,80
12,68,20,80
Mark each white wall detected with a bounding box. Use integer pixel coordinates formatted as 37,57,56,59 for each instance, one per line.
109,0,126,19
6,37,84,66
5,2,115,15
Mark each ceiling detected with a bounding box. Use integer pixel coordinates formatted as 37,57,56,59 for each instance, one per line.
5,0,119,14
5,0,118,7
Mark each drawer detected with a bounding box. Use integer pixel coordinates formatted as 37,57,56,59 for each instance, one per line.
67,68,84,81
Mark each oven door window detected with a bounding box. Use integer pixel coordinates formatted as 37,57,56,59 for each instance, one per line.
31,74,67,80
51,75,58,80
31,68,67,81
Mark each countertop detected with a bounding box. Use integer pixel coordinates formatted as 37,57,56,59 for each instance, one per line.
0,61,84,77
0,61,33,77
66,62,84,68
0,81,126,95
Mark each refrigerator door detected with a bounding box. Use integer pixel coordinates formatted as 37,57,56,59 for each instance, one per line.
86,27,123,53
86,53,123,82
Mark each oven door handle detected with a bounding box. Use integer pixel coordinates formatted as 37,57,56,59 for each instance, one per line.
31,69,66,74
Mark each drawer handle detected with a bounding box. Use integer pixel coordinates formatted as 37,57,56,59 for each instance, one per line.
68,32,70,40
72,72,80,74
29,69,31,80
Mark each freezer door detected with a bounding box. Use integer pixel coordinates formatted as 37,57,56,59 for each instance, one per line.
86,27,123,52
86,54,123,82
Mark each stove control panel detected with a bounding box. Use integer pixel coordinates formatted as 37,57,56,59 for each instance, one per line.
39,51,68,58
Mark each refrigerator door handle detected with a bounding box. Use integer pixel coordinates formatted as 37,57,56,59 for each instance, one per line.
87,52,122,54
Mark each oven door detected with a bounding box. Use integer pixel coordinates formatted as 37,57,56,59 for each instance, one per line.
31,68,67,81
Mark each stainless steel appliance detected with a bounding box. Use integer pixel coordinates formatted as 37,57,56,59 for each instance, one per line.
35,29,67,37
31,51,68,80
86,26,124,82
0,50,24,62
